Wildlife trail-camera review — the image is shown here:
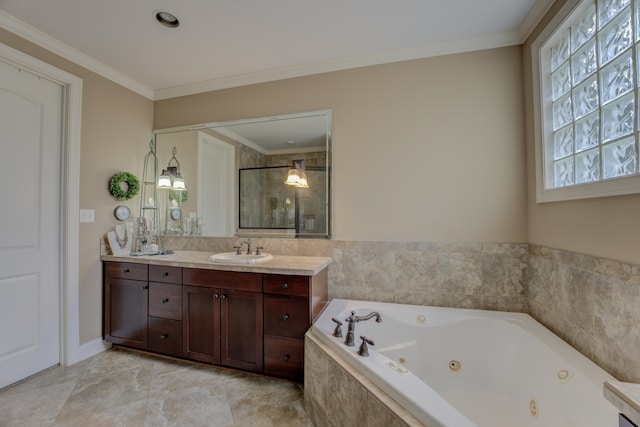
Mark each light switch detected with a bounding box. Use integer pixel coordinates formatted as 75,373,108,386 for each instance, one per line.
80,209,95,223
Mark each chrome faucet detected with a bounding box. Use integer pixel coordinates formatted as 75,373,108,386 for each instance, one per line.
236,239,253,255
344,311,382,346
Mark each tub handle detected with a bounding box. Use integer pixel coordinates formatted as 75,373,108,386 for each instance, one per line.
358,336,375,357
331,318,343,338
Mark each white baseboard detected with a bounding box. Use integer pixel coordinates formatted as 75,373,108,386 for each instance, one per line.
77,338,111,362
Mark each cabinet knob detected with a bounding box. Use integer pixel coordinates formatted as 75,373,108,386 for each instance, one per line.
282,313,289,320
212,294,219,299
142,285,149,290
162,298,169,304
220,294,227,300
282,283,289,289
283,354,290,362
160,334,167,340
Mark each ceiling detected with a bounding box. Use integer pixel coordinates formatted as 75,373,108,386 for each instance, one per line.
0,0,553,100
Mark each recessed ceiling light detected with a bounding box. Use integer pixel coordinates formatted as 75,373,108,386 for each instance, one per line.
154,11,180,28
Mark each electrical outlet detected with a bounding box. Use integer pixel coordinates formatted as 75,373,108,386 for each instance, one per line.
80,209,95,223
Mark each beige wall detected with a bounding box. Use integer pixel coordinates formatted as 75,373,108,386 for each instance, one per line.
524,0,640,265
0,30,154,344
1,31,527,347
155,47,528,244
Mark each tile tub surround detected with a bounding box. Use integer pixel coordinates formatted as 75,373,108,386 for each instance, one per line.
304,333,422,427
527,244,640,384
160,237,640,383
328,241,529,312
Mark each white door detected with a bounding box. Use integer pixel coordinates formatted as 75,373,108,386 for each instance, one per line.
0,59,62,388
198,132,235,236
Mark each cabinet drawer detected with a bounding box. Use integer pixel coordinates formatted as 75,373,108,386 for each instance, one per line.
183,268,261,292
148,317,182,357
149,282,182,320
264,295,309,338
105,262,148,281
149,265,182,284
264,335,304,382
263,274,309,297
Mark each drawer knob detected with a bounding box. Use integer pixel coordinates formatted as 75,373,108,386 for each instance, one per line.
282,283,288,289
124,268,130,273
142,285,149,290
160,334,168,340
162,298,169,304
282,313,289,320
163,272,169,277
283,354,290,362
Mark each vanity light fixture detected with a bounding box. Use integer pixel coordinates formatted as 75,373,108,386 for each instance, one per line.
154,11,180,28
157,172,171,189
284,159,309,188
158,146,187,191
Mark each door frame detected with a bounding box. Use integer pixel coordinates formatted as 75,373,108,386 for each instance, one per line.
0,42,82,366
197,132,236,237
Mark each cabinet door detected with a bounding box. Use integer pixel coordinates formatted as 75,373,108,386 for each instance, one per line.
104,277,148,349
220,289,263,373
182,285,220,363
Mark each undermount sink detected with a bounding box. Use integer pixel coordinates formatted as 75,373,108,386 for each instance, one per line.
208,252,273,264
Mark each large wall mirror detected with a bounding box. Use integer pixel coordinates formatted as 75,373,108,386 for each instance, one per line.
153,109,331,239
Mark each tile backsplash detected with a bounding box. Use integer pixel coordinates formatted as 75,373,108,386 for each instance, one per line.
163,236,640,382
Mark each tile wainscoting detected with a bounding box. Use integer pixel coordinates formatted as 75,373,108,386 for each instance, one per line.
328,241,528,312
527,244,640,383
162,237,639,382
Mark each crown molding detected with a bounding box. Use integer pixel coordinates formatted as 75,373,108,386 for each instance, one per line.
154,31,522,100
518,0,556,42
0,6,541,102
0,10,154,99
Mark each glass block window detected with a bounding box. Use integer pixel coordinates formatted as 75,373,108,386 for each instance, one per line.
540,0,640,195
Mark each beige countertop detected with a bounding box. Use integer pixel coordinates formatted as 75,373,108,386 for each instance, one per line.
101,250,332,276
604,380,640,425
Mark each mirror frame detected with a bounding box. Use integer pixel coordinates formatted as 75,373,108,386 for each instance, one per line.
153,109,332,239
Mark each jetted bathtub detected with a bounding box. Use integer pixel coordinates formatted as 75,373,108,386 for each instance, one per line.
307,299,618,427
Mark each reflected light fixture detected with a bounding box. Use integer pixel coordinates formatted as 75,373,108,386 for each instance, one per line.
158,146,187,191
284,159,309,188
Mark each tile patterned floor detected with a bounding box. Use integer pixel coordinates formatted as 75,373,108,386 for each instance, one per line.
0,348,313,427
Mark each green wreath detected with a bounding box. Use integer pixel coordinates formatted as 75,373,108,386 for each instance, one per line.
169,189,188,204
109,172,140,201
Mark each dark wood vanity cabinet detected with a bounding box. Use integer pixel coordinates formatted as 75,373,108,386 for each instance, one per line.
148,265,183,357
183,269,263,373
263,271,328,382
103,260,327,382
103,262,149,349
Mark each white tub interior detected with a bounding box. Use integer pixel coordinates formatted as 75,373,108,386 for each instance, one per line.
308,298,619,427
